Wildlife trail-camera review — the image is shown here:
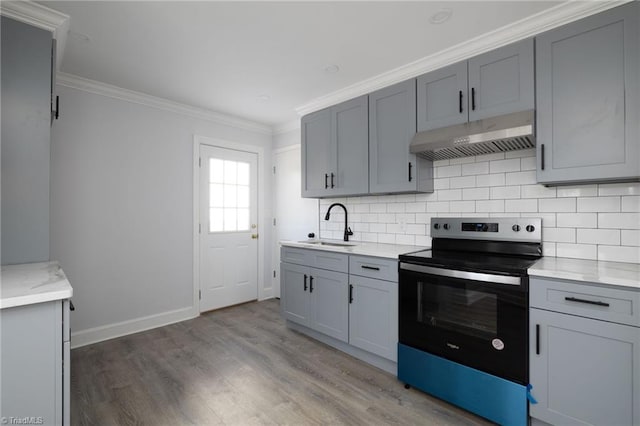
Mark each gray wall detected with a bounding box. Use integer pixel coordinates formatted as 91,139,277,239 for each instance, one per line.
51,85,272,336
1,17,51,265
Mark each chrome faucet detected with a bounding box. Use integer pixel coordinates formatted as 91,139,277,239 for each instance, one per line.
324,203,353,242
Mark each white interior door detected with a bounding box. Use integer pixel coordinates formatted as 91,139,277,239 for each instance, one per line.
272,145,319,297
200,144,258,312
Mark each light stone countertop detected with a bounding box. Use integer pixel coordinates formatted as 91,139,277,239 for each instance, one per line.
529,257,640,290
1,261,73,309
280,239,428,259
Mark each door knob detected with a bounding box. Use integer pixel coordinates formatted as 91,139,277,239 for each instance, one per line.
251,234,259,239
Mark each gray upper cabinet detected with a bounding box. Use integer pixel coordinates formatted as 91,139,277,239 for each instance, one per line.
468,38,534,121
417,39,533,133
301,95,368,198
417,61,468,132
536,2,639,185
332,96,369,197
1,17,54,265
370,79,432,194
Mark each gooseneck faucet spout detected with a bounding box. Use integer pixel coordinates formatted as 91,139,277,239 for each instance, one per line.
324,203,353,242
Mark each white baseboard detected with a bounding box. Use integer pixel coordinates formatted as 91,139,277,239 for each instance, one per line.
70,306,198,349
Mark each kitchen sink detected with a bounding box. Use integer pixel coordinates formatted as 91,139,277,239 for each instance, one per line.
298,240,357,247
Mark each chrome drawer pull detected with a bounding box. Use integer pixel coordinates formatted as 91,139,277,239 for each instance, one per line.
564,296,610,307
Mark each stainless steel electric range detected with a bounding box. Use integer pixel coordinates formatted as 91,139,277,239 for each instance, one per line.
398,217,542,426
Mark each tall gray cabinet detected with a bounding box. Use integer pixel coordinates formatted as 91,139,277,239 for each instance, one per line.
301,96,369,198
1,17,55,265
417,38,534,132
369,79,432,194
536,2,639,185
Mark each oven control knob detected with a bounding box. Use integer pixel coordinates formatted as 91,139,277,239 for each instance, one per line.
433,223,440,230
443,223,450,230
512,224,521,232
526,225,535,233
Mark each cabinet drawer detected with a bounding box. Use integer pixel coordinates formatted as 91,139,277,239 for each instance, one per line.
281,246,348,273
313,251,348,273
281,247,315,267
530,277,640,327
349,255,398,282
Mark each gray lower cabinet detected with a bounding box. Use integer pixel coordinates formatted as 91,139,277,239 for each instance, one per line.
280,260,349,343
369,79,433,194
1,17,55,265
301,95,368,198
348,275,398,361
536,2,639,185
417,38,534,132
529,277,640,426
1,299,71,425
281,247,399,364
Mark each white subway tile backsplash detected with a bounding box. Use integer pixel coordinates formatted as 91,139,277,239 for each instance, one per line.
436,164,462,178
426,202,450,213
476,200,505,213
505,171,537,185
622,196,640,212
520,156,537,171
476,173,506,187
576,197,620,212
449,156,475,165
598,182,640,196
438,189,462,201
434,178,450,190
521,185,557,199
622,230,640,246
597,245,640,263
462,162,489,176
317,151,639,263
544,228,576,243
539,198,576,212
505,199,538,212
557,213,597,228
450,176,476,189
449,201,476,212
577,229,620,245
557,185,598,198
490,158,521,173
556,243,597,260
406,202,426,213
491,186,521,199
463,187,490,200
599,213,640,229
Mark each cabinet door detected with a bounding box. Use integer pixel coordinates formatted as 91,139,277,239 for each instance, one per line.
349,275,398,361
530,308,640,426
468,38,534,121
332,95,369,196
417,61,468,132
301,108,332,197
309,267,349,342
280,262,310,326
369,80,419,194
536,2,639,184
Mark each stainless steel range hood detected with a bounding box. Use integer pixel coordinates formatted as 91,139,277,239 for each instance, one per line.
410,110,535,161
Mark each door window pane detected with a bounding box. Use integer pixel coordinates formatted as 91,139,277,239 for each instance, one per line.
208,157,251,233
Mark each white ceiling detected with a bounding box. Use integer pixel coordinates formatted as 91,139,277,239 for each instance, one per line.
42,1,562,128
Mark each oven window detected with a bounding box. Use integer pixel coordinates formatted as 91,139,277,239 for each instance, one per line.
417,281,497,339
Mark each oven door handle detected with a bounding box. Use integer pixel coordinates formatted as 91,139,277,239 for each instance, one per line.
399,263,523,286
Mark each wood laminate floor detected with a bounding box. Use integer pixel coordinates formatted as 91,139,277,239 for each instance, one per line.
71,299,491,425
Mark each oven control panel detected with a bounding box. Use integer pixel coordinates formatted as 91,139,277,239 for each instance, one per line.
431,217,542,242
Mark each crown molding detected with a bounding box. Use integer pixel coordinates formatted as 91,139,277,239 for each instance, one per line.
273,119,300,136
295,0,630,117
0,1,70,70
57,72,273,135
